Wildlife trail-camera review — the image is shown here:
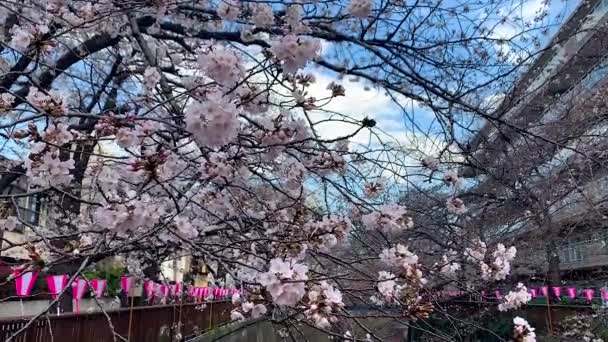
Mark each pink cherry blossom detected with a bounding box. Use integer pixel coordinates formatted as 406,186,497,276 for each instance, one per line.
304,281,344,328
217,0,241,21
513,317,536,342
143,67,161,92
185,92,239,148
443,169,462,187
446,197,467,215
197,46,243,86
0,216,18,231
258,258,308,306
499,283,532,311
9,26,33,52
362,204,414,233
270,34,321,74
251,3,274,28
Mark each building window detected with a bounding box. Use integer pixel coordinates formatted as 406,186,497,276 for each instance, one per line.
19,195,41,225
560,241,584,264
0,195,42,230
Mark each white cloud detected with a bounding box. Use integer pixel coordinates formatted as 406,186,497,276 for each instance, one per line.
302,70,447,160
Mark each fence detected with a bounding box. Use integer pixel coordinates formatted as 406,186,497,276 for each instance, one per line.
0,300,232,342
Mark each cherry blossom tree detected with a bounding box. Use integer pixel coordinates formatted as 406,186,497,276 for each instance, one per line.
0,0,580,340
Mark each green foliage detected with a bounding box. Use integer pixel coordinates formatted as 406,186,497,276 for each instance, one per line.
592,310,608,340
183,272,195,284
486,316,512,338
83,264,125,297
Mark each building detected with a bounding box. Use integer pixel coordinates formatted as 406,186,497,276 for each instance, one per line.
0,157,46,262
160,256,209,286
0,153,208,287
462,0,608,280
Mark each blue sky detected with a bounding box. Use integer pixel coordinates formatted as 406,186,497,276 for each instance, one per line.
0,0,582,166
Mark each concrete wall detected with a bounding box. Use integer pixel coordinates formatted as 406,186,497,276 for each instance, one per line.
0,298,120,318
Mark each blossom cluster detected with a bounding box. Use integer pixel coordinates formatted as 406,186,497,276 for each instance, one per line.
217,0,240,21
302,215,352,252
513,317,537,342
498,283,532,311
380,244,419,269
230,294,267,321
304,281,344,328
197,47,244,87
199,152,236,184
446,197,467,215
362,204,414,233
257,258,308,306
251,3,274,28
466,240,517,280
0,216,18,231
26,88,67,116
9,24,49,52
25,150,75,188
438,253,461,277
185,92,240,148
489,243,517,281
270,35,321,74
372,271,402,305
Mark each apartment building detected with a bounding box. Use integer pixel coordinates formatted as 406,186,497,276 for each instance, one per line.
462,0,608,278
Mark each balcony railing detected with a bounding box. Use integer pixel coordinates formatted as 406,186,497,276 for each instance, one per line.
559,238,608,270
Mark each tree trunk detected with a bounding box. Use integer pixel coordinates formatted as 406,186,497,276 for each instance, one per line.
546,240,561,287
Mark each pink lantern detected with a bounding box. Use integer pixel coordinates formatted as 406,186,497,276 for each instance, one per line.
14,271,38,297
529,288,538,298
47,275,68,299
495,290,501,299
160,284,168,298
540,286,548,297
481,290,486,298
169,282,182,297
144,281,156,298
601,288,608,301
90,279,106,298
567,287,577,299
583,289,594,302
552,287,562,298
120,276,135,296
71,279,88,314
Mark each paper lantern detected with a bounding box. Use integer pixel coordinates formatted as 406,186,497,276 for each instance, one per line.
90,279,107,298
566,287,577,299
71,279,88,314
47,275,68,299
14,271,38,297
120,276,135,296
583,289,594,302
